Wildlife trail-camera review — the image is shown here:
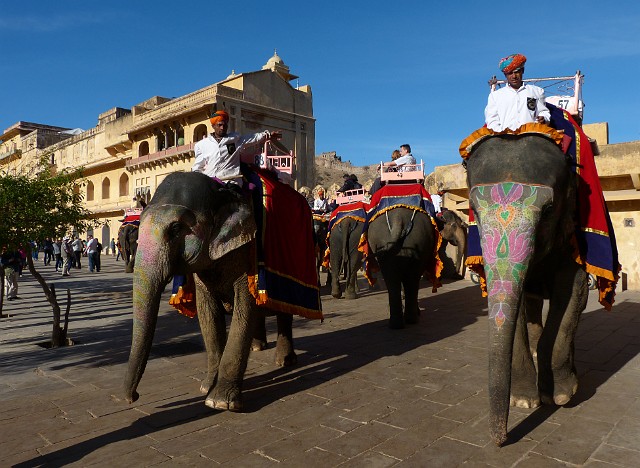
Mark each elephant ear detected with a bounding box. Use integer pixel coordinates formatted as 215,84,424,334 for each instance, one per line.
209,200,256,260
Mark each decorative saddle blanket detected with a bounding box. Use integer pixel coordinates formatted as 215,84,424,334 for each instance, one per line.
461,105,620,310
321,201,367,270
358,183,443,291
169,168,322,320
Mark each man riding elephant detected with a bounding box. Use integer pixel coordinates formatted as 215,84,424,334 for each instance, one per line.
461,53,620,446
126,111,322,412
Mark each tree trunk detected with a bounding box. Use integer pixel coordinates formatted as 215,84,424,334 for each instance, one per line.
25,249,69,347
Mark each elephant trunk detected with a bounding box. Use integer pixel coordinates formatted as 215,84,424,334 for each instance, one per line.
123,223,171,403
471,183,550,446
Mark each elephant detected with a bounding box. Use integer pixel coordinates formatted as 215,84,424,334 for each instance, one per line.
328,216,364,299
438,209,467,279
465,132,588,446
366,197,438,329
118,223,138,273
123,171,299,412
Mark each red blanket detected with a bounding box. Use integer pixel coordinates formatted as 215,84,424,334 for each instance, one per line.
245,168,323,319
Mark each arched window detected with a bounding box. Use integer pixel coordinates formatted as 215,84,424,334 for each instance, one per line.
87,181,94,201
139,141,149,157
119,173,129,197
102,178,110,199
177,126,185,146
193,124,208,142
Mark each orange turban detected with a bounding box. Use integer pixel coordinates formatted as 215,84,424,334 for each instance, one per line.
210,110,229,125
499,54,526,74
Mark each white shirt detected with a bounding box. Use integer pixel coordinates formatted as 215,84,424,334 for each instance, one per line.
313,197,328,212
431,194,442,213
395,153,416,172
192,131,270,183
485,84,551,132
85,237,98,253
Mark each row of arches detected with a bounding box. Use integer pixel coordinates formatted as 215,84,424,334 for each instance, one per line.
86,172,129,201
138,124,208,157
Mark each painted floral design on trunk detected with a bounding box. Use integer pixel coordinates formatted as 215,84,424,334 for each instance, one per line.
471,183,552,329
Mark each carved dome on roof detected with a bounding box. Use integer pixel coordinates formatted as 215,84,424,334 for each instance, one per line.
262,49,298,82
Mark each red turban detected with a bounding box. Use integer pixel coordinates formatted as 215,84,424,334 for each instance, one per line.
210,110,229,125
499,54,526,74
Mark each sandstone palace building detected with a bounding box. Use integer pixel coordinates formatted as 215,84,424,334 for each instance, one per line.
0,52,314,246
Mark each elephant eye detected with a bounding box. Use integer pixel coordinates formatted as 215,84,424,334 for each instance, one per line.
167,221,185,239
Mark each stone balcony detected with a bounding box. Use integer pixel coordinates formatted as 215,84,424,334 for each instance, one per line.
125,143,195,172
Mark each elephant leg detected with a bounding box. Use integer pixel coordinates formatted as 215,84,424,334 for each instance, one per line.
538,264,588,406
402,268,421,325
195,278,227,395
344,265,359,300
275,313,297,367
524,293,544,362
381,265,404,329
205,273,257,412
510,298,540,409
453,243,465,279
251,315,268,351
330,252,343,299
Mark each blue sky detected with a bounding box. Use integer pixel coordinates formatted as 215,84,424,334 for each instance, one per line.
2,1,639,174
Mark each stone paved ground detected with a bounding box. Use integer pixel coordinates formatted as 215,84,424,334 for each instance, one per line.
1,255,639,467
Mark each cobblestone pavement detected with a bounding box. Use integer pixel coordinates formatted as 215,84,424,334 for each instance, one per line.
1,255,639,467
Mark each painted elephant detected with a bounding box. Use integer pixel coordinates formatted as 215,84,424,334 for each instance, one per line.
118,223,138,273
438,209,467,279
329,216,364,299
366,203,438,329
123,172,297,411
465,132,588,446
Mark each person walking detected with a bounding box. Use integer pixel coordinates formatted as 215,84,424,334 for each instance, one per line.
116,240,123,261
1,246,21,300
109,238,116,257
61,237,73,276
71,236,83,269
85,236,100,273
43,238,54,266
52,238,63,272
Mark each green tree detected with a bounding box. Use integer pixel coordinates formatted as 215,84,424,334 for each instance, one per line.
0,156,97,346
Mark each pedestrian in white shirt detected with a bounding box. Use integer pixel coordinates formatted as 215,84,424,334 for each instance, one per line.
312,188,329,214
191,110,281,186
484,54,550,132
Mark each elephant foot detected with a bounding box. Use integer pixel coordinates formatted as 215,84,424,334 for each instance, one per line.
331,290,342,299
251,338,267,352
124,390,139,404
199,375,216,394
541,375,578,406
275,337,297,367
275,350,297,367
509,394,541,409
205,382,243,412
344,290,357,300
